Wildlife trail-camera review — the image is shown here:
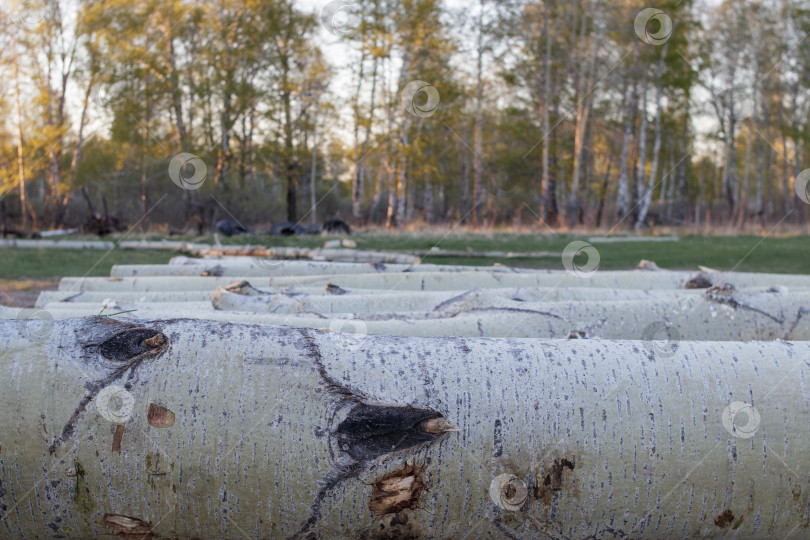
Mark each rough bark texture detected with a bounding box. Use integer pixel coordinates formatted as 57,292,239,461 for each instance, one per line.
55,270,810,293
2,317,809,539
111,260,510,278
35,286,710,309
13,286,810,340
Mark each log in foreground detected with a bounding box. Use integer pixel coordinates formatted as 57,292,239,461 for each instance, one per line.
1,317,809,539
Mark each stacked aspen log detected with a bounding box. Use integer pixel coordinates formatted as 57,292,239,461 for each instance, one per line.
2,251,810,539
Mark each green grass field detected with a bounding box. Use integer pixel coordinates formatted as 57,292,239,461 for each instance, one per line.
0,233,808,279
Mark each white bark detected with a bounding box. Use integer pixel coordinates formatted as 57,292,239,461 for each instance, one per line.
35,290,236,307
635,42,669,230
56,271,810,293
112,260,514,278
616,81,637,219
17,288,810,340
35,286,710,310
1,317,809,538
209,286,710,315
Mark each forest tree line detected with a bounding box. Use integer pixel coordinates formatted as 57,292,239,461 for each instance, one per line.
1,0,809,233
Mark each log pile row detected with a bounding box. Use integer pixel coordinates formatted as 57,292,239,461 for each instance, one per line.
2,252,810,539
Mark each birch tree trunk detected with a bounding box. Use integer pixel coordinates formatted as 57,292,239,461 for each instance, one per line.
472,0,485,227
394,50,412,228
635,43,669,229
616,79,637,221
13,43,28,230
634,83,649,223
2,317,809,538
540,2,552,225
353,52,378,222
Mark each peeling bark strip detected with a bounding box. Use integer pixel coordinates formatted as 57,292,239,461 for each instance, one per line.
3,318,810,538
368,464,426,518
534,457,576,504
111,424,125,453
102,513,157,539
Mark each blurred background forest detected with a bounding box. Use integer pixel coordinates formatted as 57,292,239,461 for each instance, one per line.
1,0,809,235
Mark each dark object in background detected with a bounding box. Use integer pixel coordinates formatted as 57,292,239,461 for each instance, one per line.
216,219,253,237
269,221,305,236
323,219,351,235
301,223,322,235
81,186,126,236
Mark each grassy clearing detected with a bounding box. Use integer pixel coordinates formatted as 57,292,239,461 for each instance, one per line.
0,233,807,279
